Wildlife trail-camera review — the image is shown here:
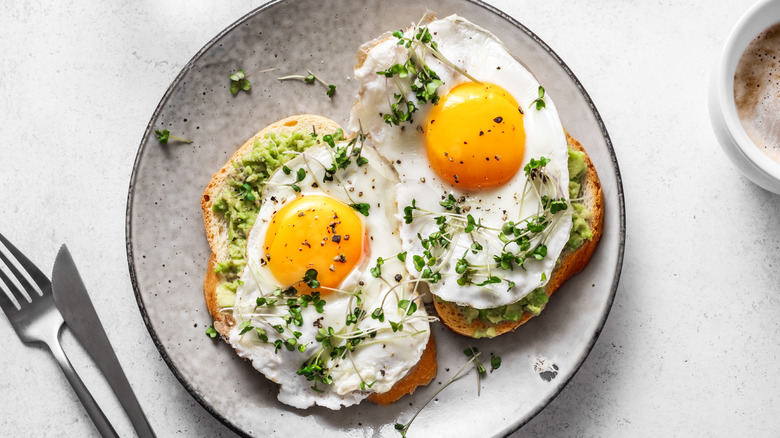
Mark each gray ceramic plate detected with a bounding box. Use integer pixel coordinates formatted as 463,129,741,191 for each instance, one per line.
126,0,625,436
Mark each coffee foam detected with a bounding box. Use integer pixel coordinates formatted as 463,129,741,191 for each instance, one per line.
734,21,780,164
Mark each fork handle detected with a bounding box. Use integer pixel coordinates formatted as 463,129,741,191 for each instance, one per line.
47,336,120,438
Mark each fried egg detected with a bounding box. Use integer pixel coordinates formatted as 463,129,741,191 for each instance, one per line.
228,139,431,409
350,15,573,309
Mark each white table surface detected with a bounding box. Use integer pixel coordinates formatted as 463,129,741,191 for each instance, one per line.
2,0,779,436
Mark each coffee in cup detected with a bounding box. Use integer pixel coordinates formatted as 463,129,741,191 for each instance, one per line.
733,22,780,164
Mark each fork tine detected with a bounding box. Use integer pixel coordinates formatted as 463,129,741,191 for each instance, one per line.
0,233,49,295
0,264,23,312
0,244,36,302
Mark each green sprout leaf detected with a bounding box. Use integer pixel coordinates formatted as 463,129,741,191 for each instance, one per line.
380,23,479,127
531,244,547,261
370,257,384,278
278,70,336,99
403,200,418,224
491,355,502,372
290,167,306,192
205,325,218,339
464,214,476,233
464,347,486,374
303,269,320,289
238,320,253,336
439,193,459,212
412,255,425,272
238,183,256,202
349,203,370,216
398,299,417,316
476,276,501,287
155,129,169,144
530,86,546,110
154,129,191,145
523,156,551,175
229,69,252,95
371,308,385,322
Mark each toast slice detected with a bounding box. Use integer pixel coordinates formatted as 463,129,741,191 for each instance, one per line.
201,114,437,405
202,114,344,336
432,131,604,338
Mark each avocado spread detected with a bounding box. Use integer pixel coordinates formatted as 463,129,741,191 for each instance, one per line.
567,148,592,249
211,130,342,307
458,286,549,323
453,146,593,329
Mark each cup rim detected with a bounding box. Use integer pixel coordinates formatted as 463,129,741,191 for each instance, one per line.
714,0,780,182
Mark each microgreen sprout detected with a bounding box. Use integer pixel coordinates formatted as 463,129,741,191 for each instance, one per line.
530,86,546,110
439,194,462,213
349,203,370,216
278,70,337,98
322,130,368,182
286,128,373,216
493,156,568,273
371,308,385,322
303,269,320,289
490,355,502,372
287,274,436,394
228,67,275,95
370,252,407,278
394,348,485,437
229,69,252,95
238,183,256,202
464,346,486,396
377,16,479,126
290,167,307,192
205,325,218,339
370,257,385,278
402,156,569,291
154,129,191,145
398,299,418,316
403,199,418,224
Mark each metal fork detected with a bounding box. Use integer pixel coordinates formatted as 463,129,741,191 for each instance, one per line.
0,233,119,438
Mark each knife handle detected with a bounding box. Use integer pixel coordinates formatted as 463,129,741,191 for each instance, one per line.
47,329,119,438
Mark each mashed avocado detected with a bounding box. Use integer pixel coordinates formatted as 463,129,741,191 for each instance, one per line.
456,287,548,332
453,146,594,330
211,130,342,307
567,148,592,249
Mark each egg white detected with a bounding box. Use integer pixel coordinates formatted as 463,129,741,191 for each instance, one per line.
349,15,573,309
228,141,431,409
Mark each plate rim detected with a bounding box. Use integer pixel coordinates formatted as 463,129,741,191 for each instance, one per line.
125,0,626,436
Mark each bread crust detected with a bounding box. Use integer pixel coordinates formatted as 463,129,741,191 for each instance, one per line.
201,114,437,405
433,131,604,338
367,334,437,405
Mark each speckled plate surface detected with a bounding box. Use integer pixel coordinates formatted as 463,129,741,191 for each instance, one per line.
126,0,625,436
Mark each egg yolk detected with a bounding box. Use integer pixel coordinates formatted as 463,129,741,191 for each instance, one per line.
425,82,525,190
263,195,365,296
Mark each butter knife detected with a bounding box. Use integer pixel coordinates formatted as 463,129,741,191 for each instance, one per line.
52,245,156,438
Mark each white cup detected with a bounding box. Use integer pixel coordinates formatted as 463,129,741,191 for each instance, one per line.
708,0,780,194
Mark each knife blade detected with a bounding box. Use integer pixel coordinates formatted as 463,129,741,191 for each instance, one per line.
52,244,156,438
